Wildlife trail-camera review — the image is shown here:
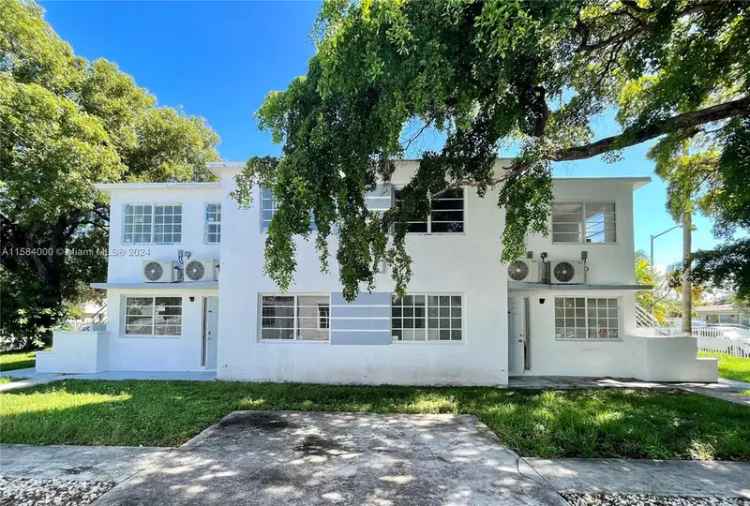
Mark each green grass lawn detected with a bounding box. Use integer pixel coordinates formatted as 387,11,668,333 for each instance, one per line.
1,380,748,461
0,350,37,371
699,352,750,383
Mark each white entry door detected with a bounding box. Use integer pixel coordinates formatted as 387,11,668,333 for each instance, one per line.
202,296,219,370
508,296,528,375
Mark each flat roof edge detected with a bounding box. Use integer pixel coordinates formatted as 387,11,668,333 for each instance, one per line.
91,281,219,290
509,282,652,291
94,182,222,192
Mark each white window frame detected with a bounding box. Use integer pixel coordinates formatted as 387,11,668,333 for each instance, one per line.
551,201,616,244
258,293,331,343
391,292,465,343
554,296,621,340
259,187,317,233
122,295,183,338
317,303,330,330
260,187,277,231
204,203,221,244
122,203,183,245
393,187,465,235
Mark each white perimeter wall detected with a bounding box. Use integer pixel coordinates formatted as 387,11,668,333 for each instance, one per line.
217,162,509,386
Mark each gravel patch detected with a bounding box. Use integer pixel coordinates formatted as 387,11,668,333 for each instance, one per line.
0,476,115,505
561,492,750,506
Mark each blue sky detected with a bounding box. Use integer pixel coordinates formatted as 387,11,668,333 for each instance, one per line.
41,1,720,268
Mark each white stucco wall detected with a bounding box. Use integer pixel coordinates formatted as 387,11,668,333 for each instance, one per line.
216,162,509,385
509,288,642,377
78,162,712,384
105,288,217,371
105,185,223,283
97,184,223,371
524,179,637,284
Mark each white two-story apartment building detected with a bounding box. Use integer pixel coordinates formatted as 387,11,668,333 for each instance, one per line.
36,160,718,384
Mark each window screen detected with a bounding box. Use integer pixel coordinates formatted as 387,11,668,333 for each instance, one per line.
554,297,619,339
394,188,464,233
260,295,330,341
205,203,221,243
552,202,616,243
123,204,182,244
125,296,182,336
392,294,462,342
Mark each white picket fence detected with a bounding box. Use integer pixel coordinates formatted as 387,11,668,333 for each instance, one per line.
697,335,750,358
635,305,750,357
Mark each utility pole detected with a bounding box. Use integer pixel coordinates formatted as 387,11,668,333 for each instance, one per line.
681,210,692,335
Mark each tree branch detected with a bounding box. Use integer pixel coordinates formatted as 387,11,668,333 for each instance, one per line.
551,96,750,162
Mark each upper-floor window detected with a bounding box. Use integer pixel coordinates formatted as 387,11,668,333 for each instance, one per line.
552,202,615,243
123,204,182,244
205,203,221,243
261,187,321,232
394,188,464,233
260,187,277,231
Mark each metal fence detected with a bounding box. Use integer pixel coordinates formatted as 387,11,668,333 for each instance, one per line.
697,335,750,358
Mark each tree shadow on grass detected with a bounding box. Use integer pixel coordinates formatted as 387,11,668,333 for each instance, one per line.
1,380,748,461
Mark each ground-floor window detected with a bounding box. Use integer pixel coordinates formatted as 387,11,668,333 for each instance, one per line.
554,297,619,339
391,294,463,342
260,295,329,341
124,296,182,336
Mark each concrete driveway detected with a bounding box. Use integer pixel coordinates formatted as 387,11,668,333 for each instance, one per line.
95,411,564,505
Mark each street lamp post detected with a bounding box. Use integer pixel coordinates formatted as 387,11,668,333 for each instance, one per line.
649,224,682,269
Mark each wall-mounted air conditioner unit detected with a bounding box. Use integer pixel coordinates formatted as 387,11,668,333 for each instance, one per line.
184,259,220,282
507,259,543,283
143,260,180,283
550,260,585,284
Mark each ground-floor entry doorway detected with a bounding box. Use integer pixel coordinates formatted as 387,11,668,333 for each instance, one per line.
202,296,219,369
508,296,530,375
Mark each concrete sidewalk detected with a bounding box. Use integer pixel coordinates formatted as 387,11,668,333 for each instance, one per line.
508,375,750,406
0,368,217,392
525,458,750,498
0,444,170,483
0,369,64,393
1,412,749,504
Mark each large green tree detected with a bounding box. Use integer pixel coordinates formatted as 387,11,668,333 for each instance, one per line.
235,0,749,300
0,0,219,347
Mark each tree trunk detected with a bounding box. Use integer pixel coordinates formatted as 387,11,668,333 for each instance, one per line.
681,210,692,335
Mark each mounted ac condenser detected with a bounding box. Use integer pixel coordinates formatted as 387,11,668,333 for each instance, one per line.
550,260,585,284
143,260,180,283
507,259,543,283
184,259,220,282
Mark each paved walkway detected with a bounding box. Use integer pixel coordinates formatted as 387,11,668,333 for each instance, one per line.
0,444,169,483
0,368,216,392
679,378,750,406
3,368,748,405
1,412,748,505
508,375,750,406
526,458,750,498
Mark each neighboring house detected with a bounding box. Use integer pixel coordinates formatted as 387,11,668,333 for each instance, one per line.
36,160,717,384
695,304,750,329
